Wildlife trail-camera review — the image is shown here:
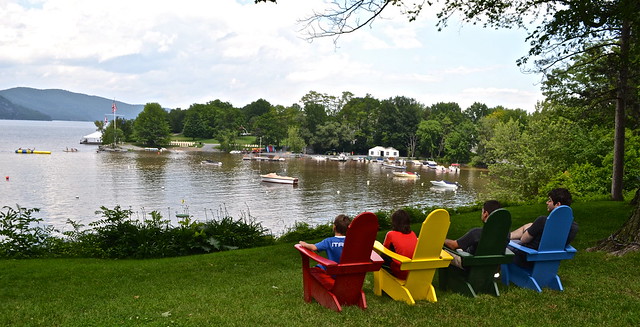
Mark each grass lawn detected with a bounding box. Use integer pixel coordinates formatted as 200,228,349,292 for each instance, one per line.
1,201,639,326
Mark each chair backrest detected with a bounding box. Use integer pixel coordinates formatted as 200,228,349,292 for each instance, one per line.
474,208,511,256
340,212,379,264
412,209,450,259
538,205,573,252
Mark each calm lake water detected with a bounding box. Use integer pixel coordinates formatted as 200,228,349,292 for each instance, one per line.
0,120,489,235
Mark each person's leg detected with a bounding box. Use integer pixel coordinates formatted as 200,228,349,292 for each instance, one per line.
510,223,532,240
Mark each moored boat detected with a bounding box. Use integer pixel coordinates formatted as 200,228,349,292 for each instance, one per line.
329,153,348,161
382,162,407,169
393,171,419,178
423,160,437,169
201,160,222,166
430,180,460,188
260,173,299,184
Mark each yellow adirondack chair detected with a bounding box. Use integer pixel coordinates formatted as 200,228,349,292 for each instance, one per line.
373,209,453,304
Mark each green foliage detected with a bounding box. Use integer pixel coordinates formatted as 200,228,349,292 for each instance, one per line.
133,102,171,146
216,129,239,152
277,222,333,243
284,126,306,153
0,205,275,259
0,206,56,258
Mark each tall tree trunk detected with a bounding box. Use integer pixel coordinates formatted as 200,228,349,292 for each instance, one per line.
588,188,640,255
611,20,631,201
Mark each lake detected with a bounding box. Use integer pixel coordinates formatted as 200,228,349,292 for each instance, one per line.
0,120,489,235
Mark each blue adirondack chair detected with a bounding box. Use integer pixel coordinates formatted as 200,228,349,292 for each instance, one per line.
501,205,577,292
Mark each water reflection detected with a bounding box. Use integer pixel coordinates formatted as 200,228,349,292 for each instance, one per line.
0,120,491,235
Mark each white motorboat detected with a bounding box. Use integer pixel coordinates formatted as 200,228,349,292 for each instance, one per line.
260,173,299,185
329,153,348,161
382,162,407,169
430,180,460,188
423,160,438,169
393,171,419,178
201,160,222,166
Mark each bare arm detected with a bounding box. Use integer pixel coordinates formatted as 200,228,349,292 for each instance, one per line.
299,241,318,251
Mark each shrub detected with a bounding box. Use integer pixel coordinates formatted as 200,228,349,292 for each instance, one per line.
278,222,333,243
0,206,58,258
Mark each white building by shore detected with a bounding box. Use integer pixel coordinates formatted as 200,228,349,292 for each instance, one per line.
368,146,399,158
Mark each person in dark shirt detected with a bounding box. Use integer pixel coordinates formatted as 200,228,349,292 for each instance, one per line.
444,200,502,267
509,188,579,267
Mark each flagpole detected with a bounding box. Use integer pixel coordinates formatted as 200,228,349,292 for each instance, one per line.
112,100,117,145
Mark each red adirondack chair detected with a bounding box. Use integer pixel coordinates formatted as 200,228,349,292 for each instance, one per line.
294,211,384,312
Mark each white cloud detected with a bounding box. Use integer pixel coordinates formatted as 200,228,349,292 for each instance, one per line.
0,0,543,111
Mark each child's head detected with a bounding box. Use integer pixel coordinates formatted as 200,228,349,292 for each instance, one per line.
333,214,351,235
481,200,501,222
391,209,412,234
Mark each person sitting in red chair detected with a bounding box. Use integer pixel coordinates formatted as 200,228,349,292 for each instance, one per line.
299,214,351,269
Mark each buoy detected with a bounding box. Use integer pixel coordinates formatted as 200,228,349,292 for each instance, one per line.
366,180,370,185
5,176,9,181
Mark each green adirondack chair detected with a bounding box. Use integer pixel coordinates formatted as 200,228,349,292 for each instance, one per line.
438,208,514,297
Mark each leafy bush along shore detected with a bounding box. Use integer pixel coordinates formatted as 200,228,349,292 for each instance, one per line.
0,205,276,259
0,203,488,259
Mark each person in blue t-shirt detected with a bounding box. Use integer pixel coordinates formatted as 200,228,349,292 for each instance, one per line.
298,214,352,269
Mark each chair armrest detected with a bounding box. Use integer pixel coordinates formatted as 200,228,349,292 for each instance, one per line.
508,240,537,254
373,240,412,263
508,241,576,261
294,244,338,267
445,246,514,266
443,246,473,258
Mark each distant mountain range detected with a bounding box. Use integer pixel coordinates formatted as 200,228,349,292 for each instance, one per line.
0,87,145,122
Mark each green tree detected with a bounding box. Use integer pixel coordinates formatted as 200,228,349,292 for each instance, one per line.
416,119,443,159
94,120,106,132
284,126,306,153
133,103,171,147
464,102,491,123
243,99,272,131
168,108,187,134
101,126,123,146
253,108,287,146
374,96,422,155
182,110,209,139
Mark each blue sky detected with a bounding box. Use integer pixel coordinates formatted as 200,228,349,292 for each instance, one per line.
0,0,543,112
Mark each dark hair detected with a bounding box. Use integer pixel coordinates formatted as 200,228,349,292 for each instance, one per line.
483,200,502,215
391,209,412,234
548,188,572,206
334,214,351,235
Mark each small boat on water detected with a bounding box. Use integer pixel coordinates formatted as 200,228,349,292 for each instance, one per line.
15,149,51,154
393,171,419,178
430,180,460,188
329,153,348,161
423,160,438,169
382,162,407,169
201,160,222,166
260,172,298,185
